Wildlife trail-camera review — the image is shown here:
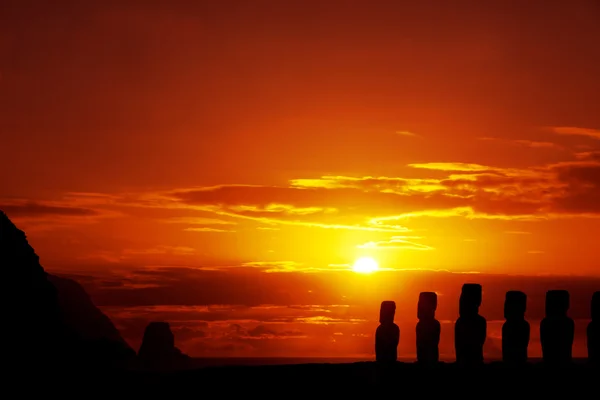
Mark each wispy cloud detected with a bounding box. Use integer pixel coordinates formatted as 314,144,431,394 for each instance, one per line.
241,261,305,272
395,130,419,137
478,137,562,149
161,217,236,225
549,126,600,140
184,227,236,233
17,150,600,239
357,236,434,251
123,245,197,256
514,140,560,149
408,162,498,172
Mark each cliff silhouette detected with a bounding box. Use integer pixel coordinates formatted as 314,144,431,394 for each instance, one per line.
1,210,74,369
0,211,137,369
47,273,136,366
0,210,196,372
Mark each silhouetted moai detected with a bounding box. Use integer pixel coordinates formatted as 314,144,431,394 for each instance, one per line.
375,301,400,363
455,283,486,366
540,290,574,365
416,292,440,364
502,291,530,364
588,291,599,364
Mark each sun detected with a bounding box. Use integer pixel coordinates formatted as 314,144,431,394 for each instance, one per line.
352,257,379,273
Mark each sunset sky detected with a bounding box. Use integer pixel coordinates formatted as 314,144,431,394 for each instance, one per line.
2,1,600,358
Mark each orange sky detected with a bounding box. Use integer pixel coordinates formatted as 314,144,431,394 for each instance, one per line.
1,1,599,357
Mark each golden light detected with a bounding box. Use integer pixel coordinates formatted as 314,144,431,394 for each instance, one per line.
352,257,379,273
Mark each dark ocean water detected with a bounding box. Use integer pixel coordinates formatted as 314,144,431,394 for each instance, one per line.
189,357,557,368
190,357,374,367
189,357,593,368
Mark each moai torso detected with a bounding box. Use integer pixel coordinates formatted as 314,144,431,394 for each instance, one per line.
455,283,486,365
588,291,599,363
589,322,598,363
540,290,574,365
375,301,400,363
416,292,440,364
502,291,530,364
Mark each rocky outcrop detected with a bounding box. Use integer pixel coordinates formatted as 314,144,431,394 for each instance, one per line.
138,322,192,370
48,274,136,366
0,210,134,370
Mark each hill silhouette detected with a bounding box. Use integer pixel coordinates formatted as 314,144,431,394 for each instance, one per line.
0,211,135,370
1,210,76,370
0,210,198,372
47,273,136,366
47,274,126,344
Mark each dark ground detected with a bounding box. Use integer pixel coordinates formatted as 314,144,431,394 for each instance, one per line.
29,361,598,395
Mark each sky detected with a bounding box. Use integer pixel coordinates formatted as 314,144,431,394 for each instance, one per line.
1,0,600,358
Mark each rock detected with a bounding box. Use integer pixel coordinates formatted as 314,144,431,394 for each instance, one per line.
138,321,192,370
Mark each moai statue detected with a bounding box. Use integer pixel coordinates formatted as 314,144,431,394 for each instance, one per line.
455,283,486,365
375,301,400,363
540,290,574,365
416,292,440,364
502,291,530,365
588,291,599,364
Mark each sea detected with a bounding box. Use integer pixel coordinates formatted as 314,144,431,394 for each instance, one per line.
188,357,558,368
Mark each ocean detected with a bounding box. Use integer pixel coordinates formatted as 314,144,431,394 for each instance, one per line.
188,356,536,368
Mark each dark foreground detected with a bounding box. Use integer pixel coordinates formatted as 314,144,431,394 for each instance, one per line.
32,361,599,394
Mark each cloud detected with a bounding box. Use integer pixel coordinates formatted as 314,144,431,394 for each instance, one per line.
122,246,196,256
0,198,121,232
0,200,100,217
575,151,600,161
478,137,562,150
407,162,498,172
58,267,600,318
90,268,598,358
290,175,446,193
242,261,303,270
356,236,434,251
514,140,561,149
228,203,336,215
395,130,419,137
504,231,532,235
239,261,340,273
550,126,600,140
22,153,600,234
183,227,236,233
161,217,236,225
244,324,306,339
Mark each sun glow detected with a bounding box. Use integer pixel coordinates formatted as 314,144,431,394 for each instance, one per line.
352,257,379,273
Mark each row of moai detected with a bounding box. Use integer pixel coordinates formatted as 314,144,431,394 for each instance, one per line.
375,284,599,365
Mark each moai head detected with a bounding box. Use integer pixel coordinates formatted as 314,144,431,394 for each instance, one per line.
545,290,570,318
592,291,600,322
459,283,482,316
417,292,437,320
504,291,527,320
380,301,396,324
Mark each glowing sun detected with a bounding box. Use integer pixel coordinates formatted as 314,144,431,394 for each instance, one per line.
352,257,379,273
